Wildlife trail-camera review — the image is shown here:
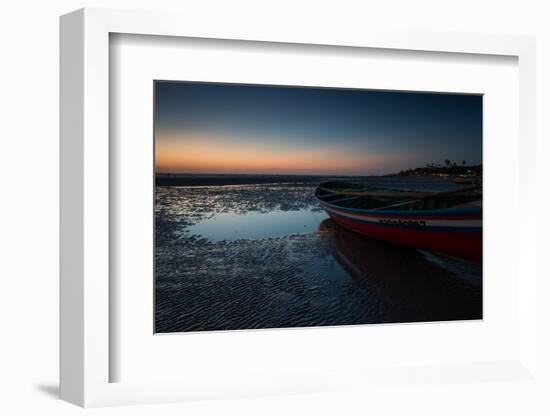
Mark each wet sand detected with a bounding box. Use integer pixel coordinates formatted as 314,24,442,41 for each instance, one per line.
155,180,482,333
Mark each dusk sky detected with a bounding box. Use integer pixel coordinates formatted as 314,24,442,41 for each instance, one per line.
154,81,482,175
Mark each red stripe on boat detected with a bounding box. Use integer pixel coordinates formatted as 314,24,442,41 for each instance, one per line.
326,211,482,262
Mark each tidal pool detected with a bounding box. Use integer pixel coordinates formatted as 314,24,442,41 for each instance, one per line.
186,209,329,241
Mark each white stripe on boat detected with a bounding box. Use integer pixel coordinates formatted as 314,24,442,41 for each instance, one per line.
320,203,481,228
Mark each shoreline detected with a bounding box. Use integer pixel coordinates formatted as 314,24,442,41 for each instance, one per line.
155,173,458,187
156,174,368,187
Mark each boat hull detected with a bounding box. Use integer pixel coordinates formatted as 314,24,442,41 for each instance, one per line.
320,201,482,262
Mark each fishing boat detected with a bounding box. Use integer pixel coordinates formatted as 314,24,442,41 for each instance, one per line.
315,181,482,262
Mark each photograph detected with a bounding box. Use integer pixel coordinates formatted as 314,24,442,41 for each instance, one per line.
154,81,483,333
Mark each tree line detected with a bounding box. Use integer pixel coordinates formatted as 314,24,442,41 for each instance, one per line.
398,160,482,177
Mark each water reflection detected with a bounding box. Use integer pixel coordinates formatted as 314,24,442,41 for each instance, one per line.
186,209,328,241
319,219,482,322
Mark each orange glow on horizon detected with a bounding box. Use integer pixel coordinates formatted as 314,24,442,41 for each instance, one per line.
155,133,412,175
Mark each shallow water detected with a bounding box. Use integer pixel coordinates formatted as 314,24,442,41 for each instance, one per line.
155,179,482,333
186,209,329,240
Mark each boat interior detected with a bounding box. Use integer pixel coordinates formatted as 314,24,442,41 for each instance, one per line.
316,182,482,212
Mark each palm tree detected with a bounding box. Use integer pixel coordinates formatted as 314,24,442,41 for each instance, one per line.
462,160,466,166
444,159,451,167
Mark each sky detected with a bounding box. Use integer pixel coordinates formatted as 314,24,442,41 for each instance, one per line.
154,81,482,176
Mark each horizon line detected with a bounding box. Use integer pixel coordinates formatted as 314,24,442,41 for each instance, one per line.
155,172,391,177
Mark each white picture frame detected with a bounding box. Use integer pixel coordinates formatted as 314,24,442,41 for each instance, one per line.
60,7,538,408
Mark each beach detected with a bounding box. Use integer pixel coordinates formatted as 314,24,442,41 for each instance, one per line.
154,175,482,333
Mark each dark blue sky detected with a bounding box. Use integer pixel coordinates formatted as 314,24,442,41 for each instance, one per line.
155,81,482,175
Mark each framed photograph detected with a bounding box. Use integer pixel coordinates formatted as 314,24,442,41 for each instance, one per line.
60,8,538,407
153,80,483,334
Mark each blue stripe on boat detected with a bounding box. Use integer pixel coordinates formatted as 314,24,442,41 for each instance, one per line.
319,200,481,217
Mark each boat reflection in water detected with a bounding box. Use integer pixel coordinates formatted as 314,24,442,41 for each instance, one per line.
318,218,482,323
